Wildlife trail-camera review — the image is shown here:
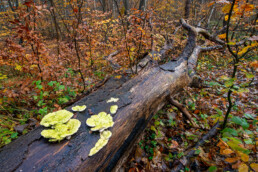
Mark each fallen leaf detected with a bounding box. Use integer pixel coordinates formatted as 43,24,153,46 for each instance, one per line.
238,163,249,172
250,163,258,171
217,138,229,149
169,140,179,149
237,152,249,162
218,33,226,39
134,146,145,163
225,157,240,163
221,148,234,155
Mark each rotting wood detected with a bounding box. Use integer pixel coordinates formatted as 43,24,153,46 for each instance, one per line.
0,19,224,172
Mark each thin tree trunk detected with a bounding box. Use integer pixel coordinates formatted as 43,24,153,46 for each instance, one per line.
184,0,191,19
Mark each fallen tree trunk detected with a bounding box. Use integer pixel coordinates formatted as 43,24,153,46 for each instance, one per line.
0,19,224,172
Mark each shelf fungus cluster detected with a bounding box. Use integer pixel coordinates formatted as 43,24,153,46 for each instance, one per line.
40,110,81,142
87,97,119,156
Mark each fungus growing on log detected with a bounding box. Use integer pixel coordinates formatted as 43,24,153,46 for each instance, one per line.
40,110,73,127
106,97,119,103
41,119,81,142
100,130,112,139
71,105,87,112
110,105,118,114
88,137,109,156
89,130,112,156
86,112,114,131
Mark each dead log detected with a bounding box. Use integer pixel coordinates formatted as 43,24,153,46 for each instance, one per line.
0,19,224,172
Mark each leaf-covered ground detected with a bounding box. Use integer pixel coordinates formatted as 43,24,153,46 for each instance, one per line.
121,52,257,171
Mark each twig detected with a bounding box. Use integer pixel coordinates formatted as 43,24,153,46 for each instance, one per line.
168,96,199,128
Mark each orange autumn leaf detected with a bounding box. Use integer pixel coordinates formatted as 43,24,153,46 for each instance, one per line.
250,60,258,69
225,157,240,163
238,163,249,172
250,163,258,172
208,2,215,7
225,15,229,21
241,4,254,12
217,139,229,149
221,148,234,155
222,4,231,13
218,33,226,39
194,109,200,114
115,75,122,79
169,140,179,149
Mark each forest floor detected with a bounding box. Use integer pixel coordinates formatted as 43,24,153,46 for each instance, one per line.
121,52,258,171
0,36,257,172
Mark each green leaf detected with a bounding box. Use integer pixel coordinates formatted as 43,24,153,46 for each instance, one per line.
150,126,156,132
194,149,201,155
39,107,48,115
231,116,249,129
48,81,57,87
154,120,160,126
10,132,18,139
245,73,254,79
225,79,234,87
58,85,65,90
58,97,69,104
244,138,253,145
244,113,254,119
215,108,223,116
208,166,217,172
222,128,238,137
35,80,41,85
36,85,43,90
237,88,249,93
205,81,221,86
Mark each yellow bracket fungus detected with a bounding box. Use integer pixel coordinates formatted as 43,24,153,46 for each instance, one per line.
89,138,108,156
110,105,118,114
41,119,81,142
89,130,112,156
72,105,87,112
40,110,73,127
106,97,119,103
100,130,112,139
86,112,114,132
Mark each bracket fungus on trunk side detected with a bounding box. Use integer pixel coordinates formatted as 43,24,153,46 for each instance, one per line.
40,110,74,127
86,112,114,132
40,110,81,142
71,105,87,112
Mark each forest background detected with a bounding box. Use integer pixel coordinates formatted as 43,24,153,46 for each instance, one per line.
0,0,257,171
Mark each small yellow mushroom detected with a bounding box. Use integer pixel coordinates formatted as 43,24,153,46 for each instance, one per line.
110,105,118,114
71,105,87,112
40,110,73,127
106,97,119,103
